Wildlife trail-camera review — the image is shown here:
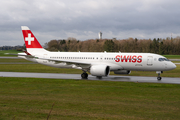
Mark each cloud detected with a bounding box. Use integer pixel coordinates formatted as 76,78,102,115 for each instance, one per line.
0,0,180,46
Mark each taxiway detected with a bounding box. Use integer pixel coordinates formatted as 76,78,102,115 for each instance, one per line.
0,72,180,84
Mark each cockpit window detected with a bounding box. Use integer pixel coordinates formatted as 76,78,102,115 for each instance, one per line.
158,58,170,61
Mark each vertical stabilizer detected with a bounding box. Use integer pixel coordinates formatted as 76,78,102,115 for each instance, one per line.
21,26,48,53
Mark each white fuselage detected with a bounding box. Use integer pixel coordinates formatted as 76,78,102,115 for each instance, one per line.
19,51,176,72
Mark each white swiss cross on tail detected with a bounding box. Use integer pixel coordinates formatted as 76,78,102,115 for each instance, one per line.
25,33,34,45
21,26,43,49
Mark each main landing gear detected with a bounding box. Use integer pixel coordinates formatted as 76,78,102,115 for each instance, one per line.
156,71,163,80
81,72,88,79
96,76,102,79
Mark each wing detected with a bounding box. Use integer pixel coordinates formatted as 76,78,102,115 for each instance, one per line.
37,57,91,68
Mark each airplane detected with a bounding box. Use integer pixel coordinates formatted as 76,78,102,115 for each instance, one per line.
17,26,176,80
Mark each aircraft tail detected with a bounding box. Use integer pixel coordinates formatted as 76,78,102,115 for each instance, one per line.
21,26,48,53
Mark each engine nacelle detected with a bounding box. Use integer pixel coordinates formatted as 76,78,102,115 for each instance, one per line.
90,65,110,76
114,70,131,74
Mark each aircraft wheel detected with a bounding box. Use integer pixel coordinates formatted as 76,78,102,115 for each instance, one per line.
157,77,162,81
81,72,88,79
96,76,102,79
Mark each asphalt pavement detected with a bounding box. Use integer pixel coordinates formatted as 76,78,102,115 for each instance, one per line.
0,72,180,84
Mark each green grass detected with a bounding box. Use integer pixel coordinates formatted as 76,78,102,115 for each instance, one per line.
0,77,180,120
0,55,179,119
0,58,32,63
172,61,180,63
0,64,82,74
0,50,20,56
163,55,180,59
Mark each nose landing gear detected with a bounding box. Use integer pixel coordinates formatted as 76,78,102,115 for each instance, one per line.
156,71,163,80
157,76,162,80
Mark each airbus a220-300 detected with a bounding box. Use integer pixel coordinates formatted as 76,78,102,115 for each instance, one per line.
17,26,176,80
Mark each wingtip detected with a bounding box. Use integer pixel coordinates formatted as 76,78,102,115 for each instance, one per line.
21,26,30,30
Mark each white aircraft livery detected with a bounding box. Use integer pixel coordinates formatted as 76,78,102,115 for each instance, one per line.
18,26,176,80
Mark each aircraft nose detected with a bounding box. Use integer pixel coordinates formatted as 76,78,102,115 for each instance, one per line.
173,63,176,69
169,62,176,70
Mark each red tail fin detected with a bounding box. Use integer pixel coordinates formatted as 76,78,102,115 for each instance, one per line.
21,26,43,48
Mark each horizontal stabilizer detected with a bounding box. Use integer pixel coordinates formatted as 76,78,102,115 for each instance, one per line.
4,53,19,56
5,52,35,58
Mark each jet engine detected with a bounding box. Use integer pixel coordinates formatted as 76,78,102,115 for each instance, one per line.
90,65,110,76
114,70,131,74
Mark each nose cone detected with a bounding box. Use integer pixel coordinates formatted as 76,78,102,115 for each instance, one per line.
168,62,176,70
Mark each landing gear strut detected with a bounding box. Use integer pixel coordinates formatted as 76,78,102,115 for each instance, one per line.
81,72,88,79
156,71,163,80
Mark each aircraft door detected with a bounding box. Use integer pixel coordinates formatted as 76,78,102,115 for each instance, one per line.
147,56,153,66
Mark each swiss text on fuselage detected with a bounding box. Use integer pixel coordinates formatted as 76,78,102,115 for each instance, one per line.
115,55,142,63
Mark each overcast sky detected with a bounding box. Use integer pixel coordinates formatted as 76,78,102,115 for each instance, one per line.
0,0,180,46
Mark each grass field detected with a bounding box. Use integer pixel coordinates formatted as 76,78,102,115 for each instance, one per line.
163,55,180,59
0,58,32,63
0,77,180,120
0,52,180,119
0,50,20,56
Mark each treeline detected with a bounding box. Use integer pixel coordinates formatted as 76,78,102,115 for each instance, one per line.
0,45,24,51
45,37,180,55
